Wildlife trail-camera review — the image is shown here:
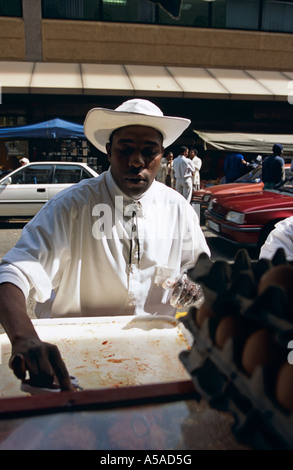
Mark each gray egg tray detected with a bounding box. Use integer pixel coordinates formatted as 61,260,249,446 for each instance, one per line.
179,249,293,450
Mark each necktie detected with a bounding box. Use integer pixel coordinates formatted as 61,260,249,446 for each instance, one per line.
129,209,140,268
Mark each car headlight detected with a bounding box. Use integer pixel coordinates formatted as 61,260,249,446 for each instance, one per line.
203,194,210,202
226,211,245,224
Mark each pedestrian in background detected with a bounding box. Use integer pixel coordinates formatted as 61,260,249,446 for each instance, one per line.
156,154,168,183
173,146,195,202
223,152,247,183
19,157,30,166
165,151,175,188
262,143,285,189
189,148,202,190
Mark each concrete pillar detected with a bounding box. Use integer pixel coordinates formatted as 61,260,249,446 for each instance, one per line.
22,0,42,61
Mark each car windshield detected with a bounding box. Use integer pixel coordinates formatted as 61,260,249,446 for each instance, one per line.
234,166,262,183
273,174,293,194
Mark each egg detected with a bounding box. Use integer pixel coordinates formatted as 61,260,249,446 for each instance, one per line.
275,362,293,411
258,264,293,298
214,315,247,349
195,302,214,328
241,328,275,375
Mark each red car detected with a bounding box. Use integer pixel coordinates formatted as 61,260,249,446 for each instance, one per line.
204,169,293,249
193,164,291,221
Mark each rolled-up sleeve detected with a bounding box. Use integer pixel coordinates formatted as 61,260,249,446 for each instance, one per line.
0,198,71,303
0,263,31,298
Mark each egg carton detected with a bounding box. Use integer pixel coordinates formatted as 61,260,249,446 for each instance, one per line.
179,248,293,450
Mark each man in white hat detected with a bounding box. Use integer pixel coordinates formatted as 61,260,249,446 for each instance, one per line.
0,99,210,391
19,157,30,166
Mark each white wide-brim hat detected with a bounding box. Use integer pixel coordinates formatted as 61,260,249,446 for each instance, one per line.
84,98,191,154
19,157,30,164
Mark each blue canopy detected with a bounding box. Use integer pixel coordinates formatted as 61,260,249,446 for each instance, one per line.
0,118,86,139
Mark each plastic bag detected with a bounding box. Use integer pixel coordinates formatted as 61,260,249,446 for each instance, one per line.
162,273,204,309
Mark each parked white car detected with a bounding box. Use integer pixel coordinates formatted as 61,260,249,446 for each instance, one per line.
0,161,99,219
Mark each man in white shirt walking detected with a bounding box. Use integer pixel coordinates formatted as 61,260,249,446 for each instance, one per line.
173,146,195,202
189,148,202,190
0,99,210,391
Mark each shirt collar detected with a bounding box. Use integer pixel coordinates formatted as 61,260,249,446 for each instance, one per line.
105,168,157,216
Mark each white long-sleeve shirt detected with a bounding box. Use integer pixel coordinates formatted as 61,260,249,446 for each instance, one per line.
173,155,195,179
0,169,210,318
192,155,202,187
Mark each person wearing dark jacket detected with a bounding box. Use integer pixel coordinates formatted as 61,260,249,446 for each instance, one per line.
262,143,285,189
223,152,247,183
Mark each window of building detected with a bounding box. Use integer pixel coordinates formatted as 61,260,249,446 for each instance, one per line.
157,0,209,27
100,0,137,23
42,0,156,22
0,116,26,127
0,0,22,17
40,0,293,33
262,0,293,33
222,0,260,30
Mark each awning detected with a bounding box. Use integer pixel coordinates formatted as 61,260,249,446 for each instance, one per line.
31,63,83,94
0,61,292,100
194,130,293,155
0,118,85,139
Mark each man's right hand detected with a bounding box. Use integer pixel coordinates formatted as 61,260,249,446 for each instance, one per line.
0,282,73,392
9,336,74,391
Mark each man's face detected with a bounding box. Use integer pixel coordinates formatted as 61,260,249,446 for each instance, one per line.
106,125,164,198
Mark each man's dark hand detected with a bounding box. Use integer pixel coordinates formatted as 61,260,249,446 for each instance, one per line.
9,337,74,391
163,273,204,309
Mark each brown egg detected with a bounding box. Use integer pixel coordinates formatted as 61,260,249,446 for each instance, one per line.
241,328,275,375
215,315,244,349
258,264,293,298
195,302,214,328
275,362,293,411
